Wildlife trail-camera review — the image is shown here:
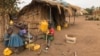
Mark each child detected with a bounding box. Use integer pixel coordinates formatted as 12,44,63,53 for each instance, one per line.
49,26,55,36
46,23,55,49
4,27,13,47
18,24,27,37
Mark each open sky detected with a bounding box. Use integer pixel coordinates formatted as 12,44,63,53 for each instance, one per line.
18,0,100,9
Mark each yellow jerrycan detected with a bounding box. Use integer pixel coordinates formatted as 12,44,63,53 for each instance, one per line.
39,20,48,33
57,25,61,31
9,20,14,25
3,48,12,56
64,23,68,28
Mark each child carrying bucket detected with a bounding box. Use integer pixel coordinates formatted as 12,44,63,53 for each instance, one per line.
39,20,54,49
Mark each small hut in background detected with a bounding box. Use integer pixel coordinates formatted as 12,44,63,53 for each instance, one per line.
92,9,100,20
64,4,81,24
86,8,100,20
92,9,100,15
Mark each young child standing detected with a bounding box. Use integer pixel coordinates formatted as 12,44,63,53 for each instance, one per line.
46,22,55,49
4,28,13,47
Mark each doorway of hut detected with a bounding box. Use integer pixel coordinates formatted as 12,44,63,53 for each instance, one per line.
48,6,66,28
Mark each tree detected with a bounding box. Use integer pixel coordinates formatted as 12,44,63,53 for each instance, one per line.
0,0,19,17
85,6,95,15
0,0,20,34
91,6,95,10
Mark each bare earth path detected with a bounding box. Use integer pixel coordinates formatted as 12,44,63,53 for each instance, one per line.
0,16,100,56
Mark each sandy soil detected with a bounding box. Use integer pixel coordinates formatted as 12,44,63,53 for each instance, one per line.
0,16,100,56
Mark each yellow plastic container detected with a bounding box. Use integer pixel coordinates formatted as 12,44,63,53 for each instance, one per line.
26,43,35,49
39,20,48,33
64,23,68,28
33,44,40,51
57,25,61,31
3,48,12,56
9,20,14,25
26,43,40,51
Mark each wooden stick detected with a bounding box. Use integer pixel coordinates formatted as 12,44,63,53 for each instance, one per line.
74,51,77,56
28,23,31,51
49,7,52,23
69,15,70,24
73,11,76,24
46,33,48,46
57,4,61,14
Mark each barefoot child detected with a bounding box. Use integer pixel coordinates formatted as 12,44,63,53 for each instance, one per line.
46,23,55,49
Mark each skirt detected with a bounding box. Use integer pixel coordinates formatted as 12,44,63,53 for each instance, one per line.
8,34,24,47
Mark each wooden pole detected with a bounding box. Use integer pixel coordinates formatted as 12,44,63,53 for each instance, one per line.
0,22,1,39
69,15,70,24
50,7,52,23
28,23,31,51
57,4,61,14
0,16,3,39
73,11,76,24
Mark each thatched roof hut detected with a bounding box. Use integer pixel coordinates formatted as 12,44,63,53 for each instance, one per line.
92,9,100,15
67,4,81,16
18,0,70,28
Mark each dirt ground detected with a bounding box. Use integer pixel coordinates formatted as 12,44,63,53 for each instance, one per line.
0,16,100,56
